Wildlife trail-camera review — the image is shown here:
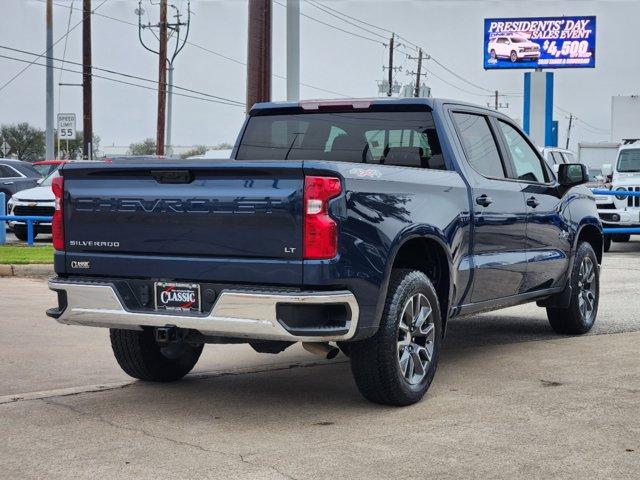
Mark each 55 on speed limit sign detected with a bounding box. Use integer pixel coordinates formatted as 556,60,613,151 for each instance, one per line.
57,113,76,140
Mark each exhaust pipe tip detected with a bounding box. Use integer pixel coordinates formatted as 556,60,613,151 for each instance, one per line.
302,342,340,360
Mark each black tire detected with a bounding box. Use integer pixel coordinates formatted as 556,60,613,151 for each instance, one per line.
612,233,630,243
490,49,496,59
603,234,611,252
510,50,518,62
349,269,442,406
110,328,203,382
12,226,31,242
547,242,599,335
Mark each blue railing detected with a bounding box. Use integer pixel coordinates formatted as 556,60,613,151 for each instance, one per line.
0,215,53,246
592,188,640,235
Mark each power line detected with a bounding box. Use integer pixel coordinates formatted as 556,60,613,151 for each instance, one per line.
273,1,385,46
0,52,245,107
0,44,245,106
41,0,351,98
305,0,389,42
0,0,109,94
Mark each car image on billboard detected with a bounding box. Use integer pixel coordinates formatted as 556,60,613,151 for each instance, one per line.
484,16,596,70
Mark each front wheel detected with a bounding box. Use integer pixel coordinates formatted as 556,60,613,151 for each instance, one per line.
547,242,599,335
603,234,611,252
349,269,442,406
612,233,630,243
490,49,496,59
510,50,518,62
110,328,203,382
12,226,33,242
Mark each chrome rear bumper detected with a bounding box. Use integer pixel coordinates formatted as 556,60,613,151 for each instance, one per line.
47,279,359,342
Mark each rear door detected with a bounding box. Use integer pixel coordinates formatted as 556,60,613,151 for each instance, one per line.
450,110,529,303
495,120,571,291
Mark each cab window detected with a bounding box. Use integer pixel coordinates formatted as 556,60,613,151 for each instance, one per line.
452,112,505,179
498,121,548,183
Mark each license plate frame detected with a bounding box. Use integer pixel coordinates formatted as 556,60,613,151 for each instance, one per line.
154,282,201,313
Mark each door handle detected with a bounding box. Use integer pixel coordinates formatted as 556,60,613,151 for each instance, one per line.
475,194,493,207
526,196,540,208
3,181,14,185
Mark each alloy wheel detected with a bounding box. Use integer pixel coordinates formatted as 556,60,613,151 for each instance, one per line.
577,257,597,324
397,293,435,385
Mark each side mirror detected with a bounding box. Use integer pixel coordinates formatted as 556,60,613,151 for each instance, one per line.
558,163,589,187
601,164,613,177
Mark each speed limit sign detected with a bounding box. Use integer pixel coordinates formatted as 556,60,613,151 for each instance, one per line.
57,113,76,140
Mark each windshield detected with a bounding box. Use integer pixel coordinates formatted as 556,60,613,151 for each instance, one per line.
511,36,528,43
617,149,640,172
40,169,60,187
236,111,445,169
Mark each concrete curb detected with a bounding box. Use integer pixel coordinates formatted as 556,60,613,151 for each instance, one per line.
0,264,53,278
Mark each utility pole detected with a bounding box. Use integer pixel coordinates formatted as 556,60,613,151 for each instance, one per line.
286,0,300,102
487,90,509,111
156,0,168,156
247,0,272,112
45,0,54,160
565,113,574,149
82,0,93,159
413,48,423,97
137,1,191,157
387,33,394,97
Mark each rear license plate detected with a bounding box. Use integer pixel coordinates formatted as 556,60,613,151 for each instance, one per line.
154,282,201,312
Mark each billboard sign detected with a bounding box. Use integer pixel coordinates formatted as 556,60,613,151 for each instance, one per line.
484,16,596,70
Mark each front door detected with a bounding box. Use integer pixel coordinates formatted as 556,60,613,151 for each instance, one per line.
495,120,571,291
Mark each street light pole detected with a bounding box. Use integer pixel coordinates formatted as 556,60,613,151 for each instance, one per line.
166,64,174,156
45,0,54,160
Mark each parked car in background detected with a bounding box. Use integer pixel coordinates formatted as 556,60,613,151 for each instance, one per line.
488,35,541,62
540,147,577,172
0,158,41,206
47,98,602,406
33,160,68,177
6,169,59,241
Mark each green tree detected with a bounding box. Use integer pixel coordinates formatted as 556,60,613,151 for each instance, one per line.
180,145,208,159
0,123,46,161
55,131,101,159
128,138,156,156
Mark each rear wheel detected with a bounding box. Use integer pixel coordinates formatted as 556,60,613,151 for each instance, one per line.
510,50,518,62
349,269,442,406
490,49,496,59
110,328,203,382
547,242,599,335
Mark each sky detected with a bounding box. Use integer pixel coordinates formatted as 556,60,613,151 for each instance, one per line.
1,0,638,153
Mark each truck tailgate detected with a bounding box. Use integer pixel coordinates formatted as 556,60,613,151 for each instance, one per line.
62,160,303,262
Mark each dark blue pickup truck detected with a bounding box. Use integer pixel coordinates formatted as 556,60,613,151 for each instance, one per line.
47,98,602,406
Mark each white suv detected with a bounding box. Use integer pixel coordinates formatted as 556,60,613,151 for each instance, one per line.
488,35,541,63
597,142,640,250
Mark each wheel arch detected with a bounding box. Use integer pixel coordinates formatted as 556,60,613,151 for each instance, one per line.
576,222,603,265
376,229,454,337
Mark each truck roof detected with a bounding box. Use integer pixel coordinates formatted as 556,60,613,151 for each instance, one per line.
250,97,496,116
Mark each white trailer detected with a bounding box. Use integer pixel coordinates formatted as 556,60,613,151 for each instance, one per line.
578,142,620,170
611,95,640,142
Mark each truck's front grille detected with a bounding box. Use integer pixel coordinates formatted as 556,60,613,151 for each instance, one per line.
627,187,640,207
13,205,55,216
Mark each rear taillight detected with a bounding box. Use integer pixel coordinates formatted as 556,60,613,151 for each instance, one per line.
303,176,342,260
52,176,64,250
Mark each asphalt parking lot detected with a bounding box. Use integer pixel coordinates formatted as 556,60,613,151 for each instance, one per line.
1,243,639,479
